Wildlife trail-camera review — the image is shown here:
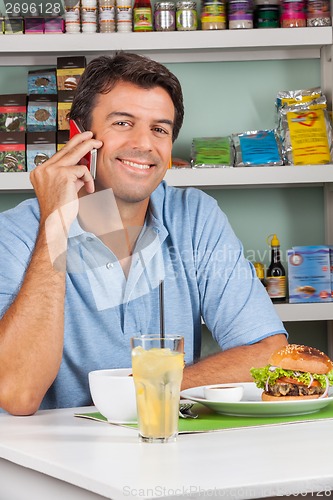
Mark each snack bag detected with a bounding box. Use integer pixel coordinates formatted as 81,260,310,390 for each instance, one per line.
278,97,333,165
232,129,283,167
191,136,233,168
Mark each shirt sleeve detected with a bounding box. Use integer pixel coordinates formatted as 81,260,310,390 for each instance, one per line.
0,204,38,317
193,198,287,351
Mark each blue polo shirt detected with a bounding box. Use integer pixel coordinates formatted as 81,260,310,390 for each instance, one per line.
0,181,286,410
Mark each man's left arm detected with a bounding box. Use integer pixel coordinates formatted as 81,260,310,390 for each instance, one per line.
182,333,287,390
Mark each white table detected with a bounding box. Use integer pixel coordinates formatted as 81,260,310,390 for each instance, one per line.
0,406,332,500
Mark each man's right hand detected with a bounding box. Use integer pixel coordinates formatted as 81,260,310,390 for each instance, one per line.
30,130,103,227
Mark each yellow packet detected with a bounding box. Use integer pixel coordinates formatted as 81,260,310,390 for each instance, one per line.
278,97,333,165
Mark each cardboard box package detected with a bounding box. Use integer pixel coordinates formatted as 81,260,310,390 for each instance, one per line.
28,69,57,95
27,95,57,132
56,56,86,92
57,90,75,130
0,132,26,172
26,132,56,172
0,94,26,132
288,245,332,303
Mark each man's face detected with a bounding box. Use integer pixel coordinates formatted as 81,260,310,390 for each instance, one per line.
90,81,175,205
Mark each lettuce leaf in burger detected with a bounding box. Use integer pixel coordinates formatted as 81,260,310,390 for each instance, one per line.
250,344,333,401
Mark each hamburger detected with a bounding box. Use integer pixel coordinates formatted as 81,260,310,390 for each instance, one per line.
250,344,333,401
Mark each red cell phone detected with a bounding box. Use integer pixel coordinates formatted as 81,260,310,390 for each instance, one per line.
69,119,97,180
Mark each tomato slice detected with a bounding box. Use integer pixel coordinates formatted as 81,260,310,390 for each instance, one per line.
276,376,320,387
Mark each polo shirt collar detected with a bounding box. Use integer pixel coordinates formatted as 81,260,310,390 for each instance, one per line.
68,182,169,243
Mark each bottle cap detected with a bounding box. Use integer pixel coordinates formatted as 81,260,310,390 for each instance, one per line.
270,234,280,247
253,262,265,279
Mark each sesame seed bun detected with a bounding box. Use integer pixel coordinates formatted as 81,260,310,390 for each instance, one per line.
269,344,333,375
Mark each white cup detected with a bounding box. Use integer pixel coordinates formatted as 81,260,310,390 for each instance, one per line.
88,368,137,423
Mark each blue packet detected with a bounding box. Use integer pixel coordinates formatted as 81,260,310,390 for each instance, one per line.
232,129,283,167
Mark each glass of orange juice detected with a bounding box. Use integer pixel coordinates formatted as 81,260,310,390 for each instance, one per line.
131,335,184,443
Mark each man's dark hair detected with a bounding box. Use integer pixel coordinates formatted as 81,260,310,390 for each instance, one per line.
70,52,184,142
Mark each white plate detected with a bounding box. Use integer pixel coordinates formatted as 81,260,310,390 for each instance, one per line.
180,382,333,417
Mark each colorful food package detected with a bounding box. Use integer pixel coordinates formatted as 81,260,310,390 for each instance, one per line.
27,95,57,132
0,132,26,172
232,129,283,167
56,56,86,92
191,136,233,168
277,96,333,165
44,17,65,33
28,69,58,95
26,132,57,172
288,246,332,303
4,17,24,34
0,94,26,132
57,90,75,130
24,17,45,33
276,87,322,111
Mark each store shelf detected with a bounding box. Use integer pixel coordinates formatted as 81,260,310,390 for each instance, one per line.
0,172,32,192
3,164,333,192
0,27,331,65
166,165,333,188
275,302,333,322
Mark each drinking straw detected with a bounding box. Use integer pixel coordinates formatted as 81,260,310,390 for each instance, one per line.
159,280,165,348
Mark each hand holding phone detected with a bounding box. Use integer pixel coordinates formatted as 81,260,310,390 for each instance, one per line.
69,119,97,180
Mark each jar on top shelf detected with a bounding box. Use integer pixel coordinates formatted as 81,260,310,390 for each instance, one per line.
64,0,81,33
201,0,226,30
176,1,198,30
81,0,97,33
306,0,331,26
254,0,279,28
280,0,306,28
116,0,132,32
99,0,116,32
154,2,176,31
228,0,254,29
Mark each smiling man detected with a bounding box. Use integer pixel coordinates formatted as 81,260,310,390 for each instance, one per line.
90,82,173,206
0,53,287,415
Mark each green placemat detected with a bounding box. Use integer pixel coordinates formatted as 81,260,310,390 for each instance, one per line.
75,401,333,433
